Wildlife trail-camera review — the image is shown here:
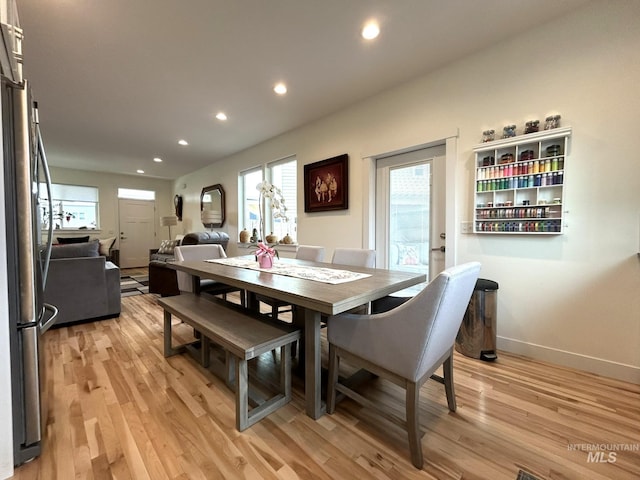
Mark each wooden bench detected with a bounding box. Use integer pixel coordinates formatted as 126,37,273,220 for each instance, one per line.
158,293,301,431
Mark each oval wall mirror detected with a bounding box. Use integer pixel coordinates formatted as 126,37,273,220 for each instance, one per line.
200,184,225,228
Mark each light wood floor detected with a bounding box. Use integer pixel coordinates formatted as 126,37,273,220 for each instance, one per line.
11,293,640,480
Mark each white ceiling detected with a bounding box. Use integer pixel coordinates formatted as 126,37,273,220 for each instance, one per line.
16,0,590,180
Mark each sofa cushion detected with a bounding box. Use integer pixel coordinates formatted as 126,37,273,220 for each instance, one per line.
181,231,230,250
150,252,175,262
98,237,116,256
158,239,179,255
57,235,90,244
51,239,100,258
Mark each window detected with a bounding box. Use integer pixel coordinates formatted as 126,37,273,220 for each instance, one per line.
268,158,297,240
39,183,99,230
239,168,263,237
239,156,297,241
118,188,155,200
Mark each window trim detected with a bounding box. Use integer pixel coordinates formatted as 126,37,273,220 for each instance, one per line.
39,182,100,231
238,155,297,242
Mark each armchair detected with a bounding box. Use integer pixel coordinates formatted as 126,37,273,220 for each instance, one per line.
44,255,121,326
326,262,481,468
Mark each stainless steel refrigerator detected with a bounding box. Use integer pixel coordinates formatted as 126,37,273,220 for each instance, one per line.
1,22,57,466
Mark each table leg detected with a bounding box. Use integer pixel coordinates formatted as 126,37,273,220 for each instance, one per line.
304,308,325,419
245,291,259,313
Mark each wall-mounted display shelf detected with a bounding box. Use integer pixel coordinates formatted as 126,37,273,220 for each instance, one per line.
473,126,571,234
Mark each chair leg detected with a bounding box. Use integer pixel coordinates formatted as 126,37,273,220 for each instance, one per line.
326,344,339,413
443,352,456,412
406,381,423,469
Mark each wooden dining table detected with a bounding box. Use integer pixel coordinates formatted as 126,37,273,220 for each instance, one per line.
165,256,426,419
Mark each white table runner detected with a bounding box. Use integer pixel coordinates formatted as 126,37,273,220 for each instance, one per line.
206,257,371,284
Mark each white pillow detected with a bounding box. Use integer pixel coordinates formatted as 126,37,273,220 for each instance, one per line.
158,240,178,255
98,237,116,256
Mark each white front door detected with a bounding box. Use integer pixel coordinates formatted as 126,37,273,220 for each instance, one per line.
375,145,446,293
118,199,155,268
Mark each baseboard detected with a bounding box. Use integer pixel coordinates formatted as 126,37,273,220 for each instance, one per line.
497,336,640,384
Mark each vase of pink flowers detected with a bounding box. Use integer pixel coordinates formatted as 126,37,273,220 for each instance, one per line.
255,242,278,269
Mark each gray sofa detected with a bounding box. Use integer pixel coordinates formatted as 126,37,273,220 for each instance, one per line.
44,240,121,326
149,231,230,262
148,231,230,296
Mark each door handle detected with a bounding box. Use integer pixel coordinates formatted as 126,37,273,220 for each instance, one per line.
431,246,445,253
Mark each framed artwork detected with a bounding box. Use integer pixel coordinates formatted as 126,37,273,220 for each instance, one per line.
304,154,349,212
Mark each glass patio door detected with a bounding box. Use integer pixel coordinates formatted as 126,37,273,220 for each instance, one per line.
376,145,446,292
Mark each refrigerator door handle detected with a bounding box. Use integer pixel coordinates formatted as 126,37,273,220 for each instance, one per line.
37,125,53,285
40,303,57,334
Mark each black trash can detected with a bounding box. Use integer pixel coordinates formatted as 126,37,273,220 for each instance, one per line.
455,278,498,361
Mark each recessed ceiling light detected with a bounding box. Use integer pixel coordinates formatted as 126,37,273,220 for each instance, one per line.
274,83,287,95
153,157,162,163
178,139,188,146
362,21,380,40
216,112,227,121
137,169,145,174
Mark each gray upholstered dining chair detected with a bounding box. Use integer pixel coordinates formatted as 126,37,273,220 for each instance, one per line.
326,261,481,469
331,247,376,268
257,245,326,360
174,244,243,303
295,245,325,262
331,248,376,314
257,245,325,320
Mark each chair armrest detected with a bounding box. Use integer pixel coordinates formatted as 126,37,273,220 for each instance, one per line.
104,261,121,314
108,248,119,266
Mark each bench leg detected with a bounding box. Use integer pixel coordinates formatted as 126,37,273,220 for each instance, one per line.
226,350,236,388
200,336,210,368
281,344,291,401
163,309,201,360
163,310,176,357
236,357,249,431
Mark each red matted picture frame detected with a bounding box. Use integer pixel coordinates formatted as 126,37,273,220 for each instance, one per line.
304,154,349,212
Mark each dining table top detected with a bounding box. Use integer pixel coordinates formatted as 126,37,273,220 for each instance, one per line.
165,256,427,315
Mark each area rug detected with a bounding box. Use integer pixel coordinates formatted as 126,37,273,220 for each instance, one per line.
516,470,543,480
120,275,149,297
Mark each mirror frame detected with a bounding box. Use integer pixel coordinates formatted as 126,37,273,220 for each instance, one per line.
200,184,225,228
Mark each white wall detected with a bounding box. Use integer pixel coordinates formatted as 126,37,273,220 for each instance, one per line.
175,1,640,383
49,167,174,249
0,55,15,480
0,106,14,480
0,0,16,475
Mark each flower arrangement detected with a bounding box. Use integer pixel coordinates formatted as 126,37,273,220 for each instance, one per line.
254,241,278,268
256,180,288,242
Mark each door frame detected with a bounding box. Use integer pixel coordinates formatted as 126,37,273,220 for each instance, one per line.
118,198,156,268
362,135,458,270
